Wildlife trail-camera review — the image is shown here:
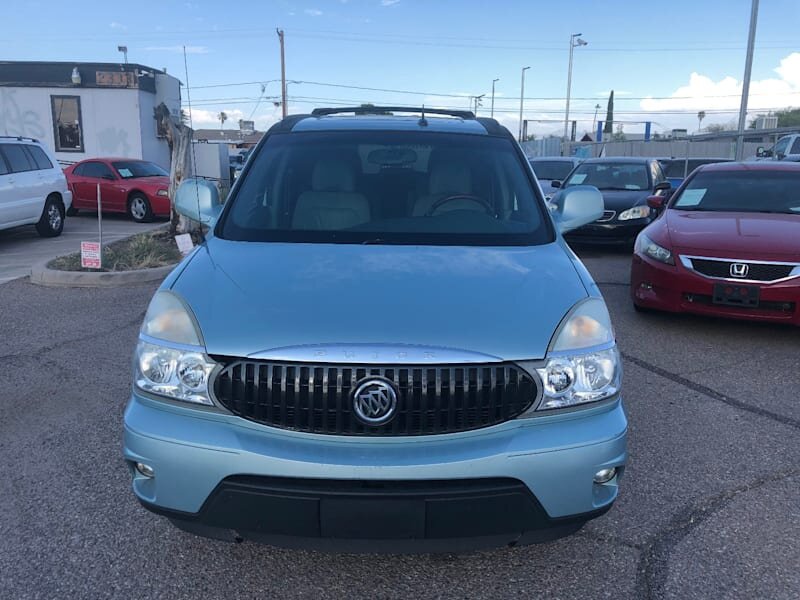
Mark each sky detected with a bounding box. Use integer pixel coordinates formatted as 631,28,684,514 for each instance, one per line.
2,0,799,137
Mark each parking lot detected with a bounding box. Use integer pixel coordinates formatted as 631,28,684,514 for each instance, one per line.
0,247,798,600
0,213,165,284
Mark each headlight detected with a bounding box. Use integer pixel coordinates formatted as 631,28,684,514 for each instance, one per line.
135,291,216,406
535,298,621,410
156,189,169,197
618,205,651,220
637,233,674,265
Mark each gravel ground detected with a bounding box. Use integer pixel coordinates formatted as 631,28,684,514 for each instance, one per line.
0,248,797,600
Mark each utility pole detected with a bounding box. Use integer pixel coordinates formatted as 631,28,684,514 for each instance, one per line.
277,28,287,119
472,94,485,116
592,103,601,136
564,34,588,144
519,66,530,142
735,0,759,160
491,78,499,118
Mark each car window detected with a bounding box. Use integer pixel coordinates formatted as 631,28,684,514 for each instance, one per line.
671,170,800,214
791,137,800,155
529,161,575,181
25,145,54,170
82,161,115,179
0,154,9,176
564,163,649,191
773,137,791,156
1,144,35,173
111,160,168,178
219,130,552,246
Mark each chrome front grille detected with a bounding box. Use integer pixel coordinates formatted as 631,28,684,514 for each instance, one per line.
213,360,538,436
684,256,799,283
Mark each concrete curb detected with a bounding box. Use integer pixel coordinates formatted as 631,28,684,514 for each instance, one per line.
30,258,175,288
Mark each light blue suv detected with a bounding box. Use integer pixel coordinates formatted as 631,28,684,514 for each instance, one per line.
124,106,627,552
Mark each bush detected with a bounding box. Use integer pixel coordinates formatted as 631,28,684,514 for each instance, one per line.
49,229,185,272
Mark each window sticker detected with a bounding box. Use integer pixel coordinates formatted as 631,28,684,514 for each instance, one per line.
117,168,133,178
570,173,587,184
676,188,706,207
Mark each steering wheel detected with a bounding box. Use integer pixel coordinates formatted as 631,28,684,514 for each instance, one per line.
426,194,496,217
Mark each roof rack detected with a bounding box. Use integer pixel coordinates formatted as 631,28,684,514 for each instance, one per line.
311,106,476,119
0,135,39,143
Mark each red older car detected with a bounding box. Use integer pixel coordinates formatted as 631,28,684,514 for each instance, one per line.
64,158,170,222
631,162,800,325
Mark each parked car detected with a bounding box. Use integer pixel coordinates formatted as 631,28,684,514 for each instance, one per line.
658,158,731,188
64,158,170,222
124,106,627,552
631,162,800,325
756,133,800,162
528,156,582,197
0,136,72,237
552,157,671,245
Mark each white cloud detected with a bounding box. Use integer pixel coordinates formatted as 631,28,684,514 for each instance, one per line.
145,45,209,54
640,52,800,129
110,21,126,30
304,8,323,16
381,0,401,5
187,108,246,128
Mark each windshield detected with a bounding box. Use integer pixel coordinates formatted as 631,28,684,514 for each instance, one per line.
671,170,800,214
218,130,552,246
112,161,168,179
564,162,650,191
529,160,575,181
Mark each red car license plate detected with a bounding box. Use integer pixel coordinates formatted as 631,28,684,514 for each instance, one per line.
712,283,760,308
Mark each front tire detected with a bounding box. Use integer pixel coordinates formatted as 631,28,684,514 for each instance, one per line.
35,195,65,237
128,193,153,223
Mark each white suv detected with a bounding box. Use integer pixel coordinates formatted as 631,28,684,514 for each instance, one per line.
0,137,72,237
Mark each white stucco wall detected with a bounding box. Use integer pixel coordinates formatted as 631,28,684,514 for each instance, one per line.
0,86,144,163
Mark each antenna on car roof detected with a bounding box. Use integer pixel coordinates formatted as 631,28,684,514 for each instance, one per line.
419,105,428,127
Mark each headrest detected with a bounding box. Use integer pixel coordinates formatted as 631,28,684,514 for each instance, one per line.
312,158,355,192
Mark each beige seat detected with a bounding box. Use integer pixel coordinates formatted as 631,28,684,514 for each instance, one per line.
413,162,475,217
292,158,370,230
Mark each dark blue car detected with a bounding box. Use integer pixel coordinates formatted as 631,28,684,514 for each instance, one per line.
551,157,671,245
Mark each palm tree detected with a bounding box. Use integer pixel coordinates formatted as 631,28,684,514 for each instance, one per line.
218,111,228,129
697,111,706,133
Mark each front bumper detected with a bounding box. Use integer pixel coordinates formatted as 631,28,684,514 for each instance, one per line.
565,218,651,245
124,393,627,551
631,253,800,325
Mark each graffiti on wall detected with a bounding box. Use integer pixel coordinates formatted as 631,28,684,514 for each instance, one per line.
97,127,132,157
0,89,46,139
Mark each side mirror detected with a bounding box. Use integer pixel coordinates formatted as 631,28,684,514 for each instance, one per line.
653,181,671,194
550,180,562,189
756,146,765,157
646,195,666,210
552,185,604,233
174,178,222,226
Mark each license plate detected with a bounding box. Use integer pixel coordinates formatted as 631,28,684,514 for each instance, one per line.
712,283,760,308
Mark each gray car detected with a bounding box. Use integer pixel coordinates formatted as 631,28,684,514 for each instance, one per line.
528,157,582,198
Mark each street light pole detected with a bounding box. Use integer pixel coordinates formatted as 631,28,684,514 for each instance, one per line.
735,0,759,160
564,33,587,145
519,66,530,142
276,28,287,119
491,78,499,118
592,103,601,137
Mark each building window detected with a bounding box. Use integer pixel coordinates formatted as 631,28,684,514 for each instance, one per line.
50,95,84,152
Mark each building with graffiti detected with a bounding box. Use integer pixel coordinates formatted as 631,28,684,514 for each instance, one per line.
0,61,181,168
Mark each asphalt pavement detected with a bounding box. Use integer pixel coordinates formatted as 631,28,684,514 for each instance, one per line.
0,213,166,284
0,247,798,600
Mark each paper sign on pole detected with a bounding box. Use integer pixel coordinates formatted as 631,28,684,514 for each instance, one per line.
81,241,102,269
175,234,195,256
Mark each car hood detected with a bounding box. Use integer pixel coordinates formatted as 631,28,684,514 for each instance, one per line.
170,238,589,361
665,210,800,258
596,190,652,211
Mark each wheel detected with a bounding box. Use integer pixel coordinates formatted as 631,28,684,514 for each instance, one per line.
66,206,78,217
128,193,153,223
35,195,65,237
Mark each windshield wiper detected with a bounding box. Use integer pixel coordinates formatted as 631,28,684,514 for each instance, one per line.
597,187,643,191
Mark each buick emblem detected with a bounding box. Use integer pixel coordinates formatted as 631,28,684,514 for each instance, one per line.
730,263,749,278
352,378,398,425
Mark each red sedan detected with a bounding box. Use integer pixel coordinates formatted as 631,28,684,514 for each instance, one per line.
64,158,170,222
631,162,800,325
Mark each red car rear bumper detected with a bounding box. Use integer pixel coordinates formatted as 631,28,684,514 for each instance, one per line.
630,253,800,325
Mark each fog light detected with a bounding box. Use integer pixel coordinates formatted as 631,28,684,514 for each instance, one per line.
593,467,616,484
639,282,653,290
135,462,155,478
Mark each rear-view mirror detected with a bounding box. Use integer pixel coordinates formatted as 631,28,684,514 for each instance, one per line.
550,180,562,189
174,179,222,226
551,185,604,233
